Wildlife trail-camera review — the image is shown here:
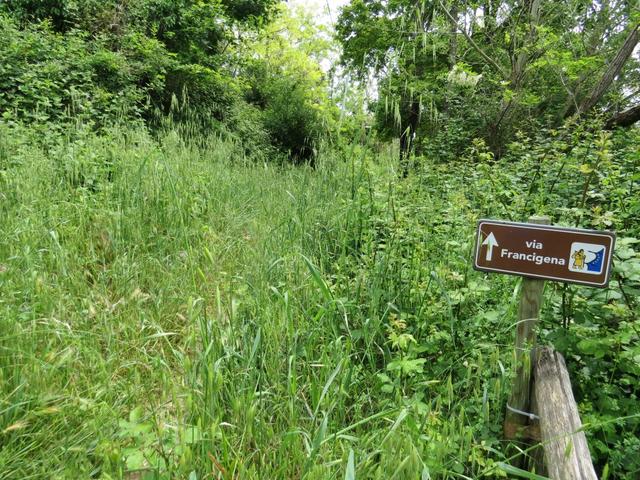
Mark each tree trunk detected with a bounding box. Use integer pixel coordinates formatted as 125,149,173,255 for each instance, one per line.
511,0,542,89
575,23,639,116
448,4,458,68
561,0,614,118
399,98,420,176
489,0,541,155
443,4,458,116
437,0,506,77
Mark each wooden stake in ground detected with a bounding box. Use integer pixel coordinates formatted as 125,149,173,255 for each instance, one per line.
504,215,550,439
533,347,598,480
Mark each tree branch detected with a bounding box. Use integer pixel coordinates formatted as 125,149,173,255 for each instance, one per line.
575,23,639,117
605,103,640,129
436,0,508,77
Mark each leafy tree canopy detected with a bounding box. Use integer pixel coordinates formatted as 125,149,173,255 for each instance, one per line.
337,0,640,163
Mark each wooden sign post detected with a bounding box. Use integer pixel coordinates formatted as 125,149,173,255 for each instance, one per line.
473,217,615,477
503,216,548,441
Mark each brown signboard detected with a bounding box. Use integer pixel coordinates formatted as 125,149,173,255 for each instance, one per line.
474,219,616,288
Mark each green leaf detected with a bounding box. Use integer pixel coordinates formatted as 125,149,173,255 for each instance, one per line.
184,426,202,444
302,254,333,302
124,448,147,470
577,339,612,359
129,406,143,424
387,358,426,375
345,449,355,480
497,463,550,479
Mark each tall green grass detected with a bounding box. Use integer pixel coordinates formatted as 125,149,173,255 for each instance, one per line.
0,122,506,479
1,122,638,479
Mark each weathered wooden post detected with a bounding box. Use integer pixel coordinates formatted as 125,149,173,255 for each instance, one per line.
534,347,598,480
503,216,549,440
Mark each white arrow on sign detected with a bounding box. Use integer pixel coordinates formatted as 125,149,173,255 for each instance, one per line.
482,232,499,261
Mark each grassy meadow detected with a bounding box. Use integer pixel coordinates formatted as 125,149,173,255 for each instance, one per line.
1,122,639,479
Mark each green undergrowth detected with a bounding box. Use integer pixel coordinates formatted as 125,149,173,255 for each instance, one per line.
0,122,638,479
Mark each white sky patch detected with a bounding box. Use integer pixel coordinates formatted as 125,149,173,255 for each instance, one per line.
286,0,378,106
287,0,351,28
286,0,350,73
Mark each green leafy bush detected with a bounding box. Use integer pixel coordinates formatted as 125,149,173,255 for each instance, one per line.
0,15,161,127
257,68,327,162
240,7,337,162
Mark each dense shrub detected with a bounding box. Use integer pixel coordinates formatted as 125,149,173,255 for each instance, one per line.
0,15,141,126
240,7,339,162
0,1,335,162
245,62,327,162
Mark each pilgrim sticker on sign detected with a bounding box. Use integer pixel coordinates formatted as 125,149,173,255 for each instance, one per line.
569,243,607,275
